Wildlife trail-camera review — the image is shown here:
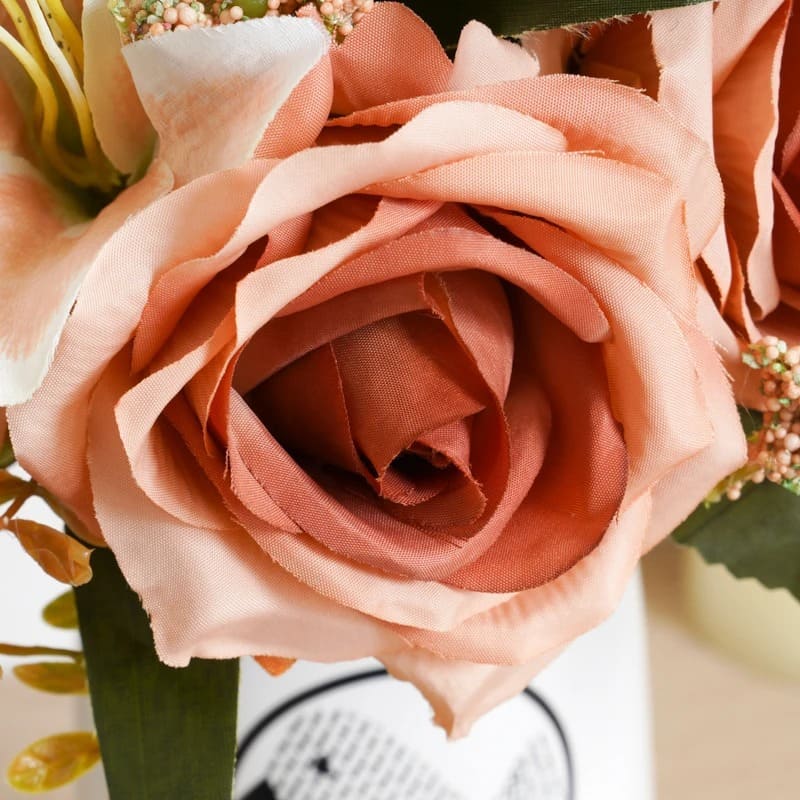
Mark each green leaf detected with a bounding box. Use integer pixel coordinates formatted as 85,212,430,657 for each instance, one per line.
674,481,800,602
74,548,239,800
398,0,708,46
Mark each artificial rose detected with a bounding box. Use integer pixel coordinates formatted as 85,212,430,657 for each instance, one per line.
526,0,799,384
0,0,326,404
10,4,744,733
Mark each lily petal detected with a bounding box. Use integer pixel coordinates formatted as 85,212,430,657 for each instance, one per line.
82,0,155,174
0,157,173,406
123,16,329,187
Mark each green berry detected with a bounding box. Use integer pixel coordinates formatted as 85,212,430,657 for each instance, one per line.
236,0,268,16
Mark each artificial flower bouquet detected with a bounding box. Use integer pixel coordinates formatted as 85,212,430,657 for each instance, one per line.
1,0,799,795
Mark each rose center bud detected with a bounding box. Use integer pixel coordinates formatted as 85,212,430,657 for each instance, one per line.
238,271,515,533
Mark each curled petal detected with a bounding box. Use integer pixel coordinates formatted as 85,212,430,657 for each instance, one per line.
449,21,538,91
381,647,562,739
123,16,329,186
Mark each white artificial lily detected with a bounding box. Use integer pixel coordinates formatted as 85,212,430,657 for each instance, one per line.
0,0,328,405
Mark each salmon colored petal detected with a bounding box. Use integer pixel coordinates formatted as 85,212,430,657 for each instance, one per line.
449,22,538,92
330,2,451,115
776,9,800,174
774,176,800,293
398,493,652,664
712,0,790,317
165,392,518,631
445,304,627,592
642,321,747,550
132,100,565,376
255,57,334,160
651,5,715,144
234,273,429,393
0,157,173,406
649,4,732,301
88,355,409,667
0,157,72,406
329,75,724,262
369,151,694,317
520,29,573,76
381,647,563,739
82,0,154,174
711,0,787,92
489,213,718,500
123,16,329,186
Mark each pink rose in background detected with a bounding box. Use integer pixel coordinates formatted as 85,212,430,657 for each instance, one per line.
10,4,744,734
526,0,800,392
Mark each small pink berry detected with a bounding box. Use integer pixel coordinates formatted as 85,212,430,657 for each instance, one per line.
178,5,197,24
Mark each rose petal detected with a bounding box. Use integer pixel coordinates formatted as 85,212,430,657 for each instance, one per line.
449,21,538,92
328,76,724,265
330,2,451,115
381,647,562,739
123,16,329,186
711,0,790,317
648,4,732,301
89,355,409,667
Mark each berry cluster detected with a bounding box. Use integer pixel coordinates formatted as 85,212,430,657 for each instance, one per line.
111,0,374,42
722,337,800,502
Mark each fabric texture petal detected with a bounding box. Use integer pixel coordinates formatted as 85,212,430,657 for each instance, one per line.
123,16,329,186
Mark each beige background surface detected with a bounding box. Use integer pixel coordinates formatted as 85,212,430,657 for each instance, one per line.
644,542,800,800
1,541,799,799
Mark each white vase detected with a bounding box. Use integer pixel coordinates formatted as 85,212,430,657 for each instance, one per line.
235,573,654,800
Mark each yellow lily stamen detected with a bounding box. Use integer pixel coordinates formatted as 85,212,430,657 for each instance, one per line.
0,25,90,186
0,0,49,74
22,0,102,172
40,0,84,73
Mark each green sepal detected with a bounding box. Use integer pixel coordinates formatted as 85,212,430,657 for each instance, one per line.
396,0,709,47
74,548,240,800
673,480,800,602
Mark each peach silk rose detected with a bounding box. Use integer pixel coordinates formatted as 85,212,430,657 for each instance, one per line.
527,0,799,391
10,4,745,734
0,0,326,404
